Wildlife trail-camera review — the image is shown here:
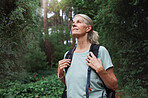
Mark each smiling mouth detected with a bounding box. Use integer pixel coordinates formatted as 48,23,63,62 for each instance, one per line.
73,28,79,31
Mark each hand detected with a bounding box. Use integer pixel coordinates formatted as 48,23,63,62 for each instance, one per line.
86,52,104,73
58,59,71,78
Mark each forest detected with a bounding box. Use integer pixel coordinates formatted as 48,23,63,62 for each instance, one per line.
0,0,147,97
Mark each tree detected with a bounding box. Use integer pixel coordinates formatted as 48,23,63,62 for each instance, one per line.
0,0,48,78
43,0,74,65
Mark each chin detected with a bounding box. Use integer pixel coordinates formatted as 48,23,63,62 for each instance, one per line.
72,31,86,38
72,33,79,37
72,32,79,36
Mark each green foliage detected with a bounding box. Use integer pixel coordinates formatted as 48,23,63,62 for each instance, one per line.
0,68,64,97
49,26,72,64
24,42,48,72
0,0,48,78
96,0,147,97
0,0,147,97
72,0,99,19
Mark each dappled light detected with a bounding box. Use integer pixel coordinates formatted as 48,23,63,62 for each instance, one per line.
0,0,147,97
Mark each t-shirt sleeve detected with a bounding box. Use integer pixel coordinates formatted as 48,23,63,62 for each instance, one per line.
98,46,114,70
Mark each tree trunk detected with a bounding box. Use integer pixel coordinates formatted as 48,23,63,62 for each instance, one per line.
43,0,48,32
43,0,53,67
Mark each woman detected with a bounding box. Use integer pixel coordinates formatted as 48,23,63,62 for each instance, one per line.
58,14,118,98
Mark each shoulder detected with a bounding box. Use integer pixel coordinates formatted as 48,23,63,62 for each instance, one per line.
99,46,108,53
98,46,113,70
64,47,76,58
98,45,111,58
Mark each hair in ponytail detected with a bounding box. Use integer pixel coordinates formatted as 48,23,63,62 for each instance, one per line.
74,14,99,44
88,30,99,44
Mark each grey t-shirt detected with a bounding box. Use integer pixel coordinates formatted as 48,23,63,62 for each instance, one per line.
64,46,113,98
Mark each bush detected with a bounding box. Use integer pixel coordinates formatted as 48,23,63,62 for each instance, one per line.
0,68,64,97
24,41,48,72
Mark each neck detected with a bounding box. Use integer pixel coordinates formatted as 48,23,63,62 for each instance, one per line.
75,35,91,53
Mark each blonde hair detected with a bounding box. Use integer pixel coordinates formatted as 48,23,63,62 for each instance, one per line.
74,14,99,44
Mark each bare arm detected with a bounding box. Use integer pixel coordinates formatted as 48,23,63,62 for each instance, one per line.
97,67,118,91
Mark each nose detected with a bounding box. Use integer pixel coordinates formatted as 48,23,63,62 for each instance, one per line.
72,22,76,27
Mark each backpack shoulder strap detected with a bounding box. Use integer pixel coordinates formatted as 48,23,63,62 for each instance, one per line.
65,46,76,73
86,44,100,98
89,44,100,57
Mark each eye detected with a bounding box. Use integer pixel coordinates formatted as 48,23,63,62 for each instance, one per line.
77,20,81,23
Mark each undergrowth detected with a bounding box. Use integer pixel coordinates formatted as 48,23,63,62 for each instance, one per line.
0,68,64,98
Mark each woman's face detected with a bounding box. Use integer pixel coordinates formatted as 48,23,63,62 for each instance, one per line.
71,16,89,37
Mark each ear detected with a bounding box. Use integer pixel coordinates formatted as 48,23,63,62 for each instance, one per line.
86,25,92,33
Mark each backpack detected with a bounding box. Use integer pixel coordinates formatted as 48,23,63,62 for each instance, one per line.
61,44,115,98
